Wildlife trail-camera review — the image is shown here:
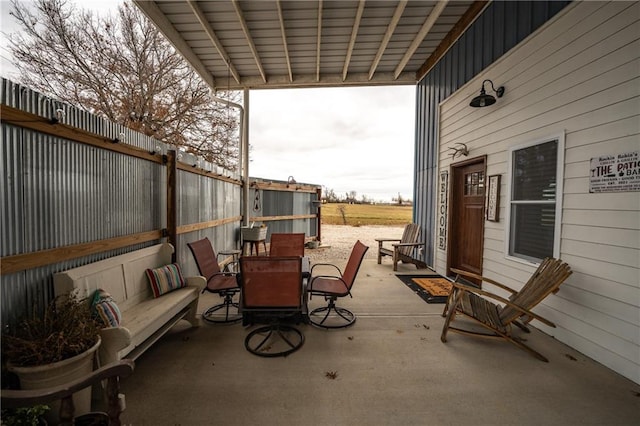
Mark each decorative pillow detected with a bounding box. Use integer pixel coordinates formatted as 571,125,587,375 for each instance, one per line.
145,263,186,298
91,289,122,328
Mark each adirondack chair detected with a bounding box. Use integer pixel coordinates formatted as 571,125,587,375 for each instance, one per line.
375,223,427,271
440,257,572,362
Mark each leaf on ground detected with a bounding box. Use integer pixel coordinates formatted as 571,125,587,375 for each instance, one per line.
325,371,338,380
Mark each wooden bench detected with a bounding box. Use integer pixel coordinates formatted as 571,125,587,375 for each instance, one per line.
375,223,427,271
54,243,204,366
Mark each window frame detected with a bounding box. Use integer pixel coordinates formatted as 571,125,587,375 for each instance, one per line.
505,132,565,265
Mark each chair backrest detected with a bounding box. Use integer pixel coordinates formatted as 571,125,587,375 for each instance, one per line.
398,223,421,256
269,233,305,257
341,240,369,291
187,237,222,280
499,257,572,324
240,256,302,309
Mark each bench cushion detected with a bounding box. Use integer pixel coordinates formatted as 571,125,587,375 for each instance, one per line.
92,289,122,327
145,263,186,297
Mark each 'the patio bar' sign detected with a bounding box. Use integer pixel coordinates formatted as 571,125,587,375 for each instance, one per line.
589,151,640,193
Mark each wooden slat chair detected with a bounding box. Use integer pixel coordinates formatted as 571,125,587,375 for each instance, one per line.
1,360,134,426
375,223,427,271
440,258,572,362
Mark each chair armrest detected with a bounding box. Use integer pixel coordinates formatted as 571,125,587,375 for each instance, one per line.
451,281,555,327
450,268,518,295
375,238,401,242
308,275,350,295
310,263,342,276
392,242,425,248
1,360,135,408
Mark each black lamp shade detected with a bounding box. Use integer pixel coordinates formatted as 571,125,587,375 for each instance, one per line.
470,92,496,107
470,80,505,108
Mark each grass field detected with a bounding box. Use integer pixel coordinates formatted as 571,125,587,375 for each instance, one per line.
320,203,412,226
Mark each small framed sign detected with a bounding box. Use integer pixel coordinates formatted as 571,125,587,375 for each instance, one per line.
486,174,500,222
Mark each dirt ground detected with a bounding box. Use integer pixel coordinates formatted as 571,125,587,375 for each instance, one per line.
306,224,406,263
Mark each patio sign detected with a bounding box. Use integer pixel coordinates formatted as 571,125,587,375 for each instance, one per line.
589,151,640,193
438,171,448,250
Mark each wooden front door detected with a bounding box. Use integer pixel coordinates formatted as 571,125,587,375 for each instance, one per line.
448,158,486,279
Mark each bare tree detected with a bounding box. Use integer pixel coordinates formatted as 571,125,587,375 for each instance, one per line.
6,0,240,170
323,187,338,203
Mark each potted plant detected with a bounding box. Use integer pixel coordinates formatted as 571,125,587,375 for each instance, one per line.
0,404,49,426
2,292,101,422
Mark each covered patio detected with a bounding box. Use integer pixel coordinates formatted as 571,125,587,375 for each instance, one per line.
119,259,640,425
2,1,638,422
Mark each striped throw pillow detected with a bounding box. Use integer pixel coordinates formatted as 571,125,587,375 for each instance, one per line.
91,289,122,327
145,263,186,298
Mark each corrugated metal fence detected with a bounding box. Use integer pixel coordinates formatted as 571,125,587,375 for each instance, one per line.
0,79,320,328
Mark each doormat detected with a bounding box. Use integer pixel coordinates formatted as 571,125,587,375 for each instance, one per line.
395,275,453,304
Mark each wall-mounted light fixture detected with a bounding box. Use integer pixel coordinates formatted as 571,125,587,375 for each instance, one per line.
470,79,505,107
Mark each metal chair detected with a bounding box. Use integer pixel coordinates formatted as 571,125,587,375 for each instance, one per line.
239,256,305,357
269,233,305,257
307,240,369,329
187,237,241,324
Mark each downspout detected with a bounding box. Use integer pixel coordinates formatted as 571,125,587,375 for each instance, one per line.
209,92,249,227
242,88,250,227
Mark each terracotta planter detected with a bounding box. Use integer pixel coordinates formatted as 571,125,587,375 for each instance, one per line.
8,337,101,423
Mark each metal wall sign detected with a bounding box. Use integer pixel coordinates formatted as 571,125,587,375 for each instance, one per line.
590,151,640,193
438,171,448,250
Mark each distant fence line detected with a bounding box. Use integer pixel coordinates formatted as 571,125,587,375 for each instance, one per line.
0,79,320,327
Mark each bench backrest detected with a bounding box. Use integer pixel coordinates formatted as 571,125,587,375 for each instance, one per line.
53,244,174,311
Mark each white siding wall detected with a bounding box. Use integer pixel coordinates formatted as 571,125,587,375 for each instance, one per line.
437,1,640,383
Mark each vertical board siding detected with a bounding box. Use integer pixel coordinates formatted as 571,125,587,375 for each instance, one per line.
414,0,570,266
437,1,639,383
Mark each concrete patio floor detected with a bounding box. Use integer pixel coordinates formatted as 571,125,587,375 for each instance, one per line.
118,259,640,425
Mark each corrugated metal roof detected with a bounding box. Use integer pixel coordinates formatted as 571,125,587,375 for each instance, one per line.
133,0,478,91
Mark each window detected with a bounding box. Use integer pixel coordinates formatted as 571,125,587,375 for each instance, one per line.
508,136,563,263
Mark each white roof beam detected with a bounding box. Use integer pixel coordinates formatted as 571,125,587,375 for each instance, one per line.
342,0,365,82
231,0,267,84
368,0,407,81
276,0,293,83
394,0,448,80
133,0,217,90
186,0,241,85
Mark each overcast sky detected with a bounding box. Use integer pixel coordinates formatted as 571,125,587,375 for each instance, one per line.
1,0,416,203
